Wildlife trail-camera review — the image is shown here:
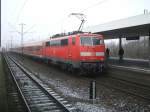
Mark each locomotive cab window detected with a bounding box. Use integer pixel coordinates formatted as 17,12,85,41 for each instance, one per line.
80,37,92,46
61,39,68,46
93,37,104,45
80,37,104,46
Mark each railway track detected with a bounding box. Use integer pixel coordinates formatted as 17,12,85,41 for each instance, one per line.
96,75,150,101
2,55,28,112
4,54,76,112
11,53,150,102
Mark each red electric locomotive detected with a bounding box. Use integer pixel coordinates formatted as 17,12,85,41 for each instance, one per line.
13,32,106,74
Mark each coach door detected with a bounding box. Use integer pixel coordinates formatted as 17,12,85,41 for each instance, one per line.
68,37,72,60
68,36,77,60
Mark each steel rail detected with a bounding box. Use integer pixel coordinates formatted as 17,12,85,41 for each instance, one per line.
4,55,32,112
5,54,75,112
110,64,150,74
96,76,150,101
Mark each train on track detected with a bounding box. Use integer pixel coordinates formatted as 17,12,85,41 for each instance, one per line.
12,32,106,74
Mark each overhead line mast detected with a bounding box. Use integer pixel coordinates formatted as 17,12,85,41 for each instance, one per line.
0,0,1,47
19,23,26,56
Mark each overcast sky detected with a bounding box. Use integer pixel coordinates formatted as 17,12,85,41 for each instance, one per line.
1,0,150,47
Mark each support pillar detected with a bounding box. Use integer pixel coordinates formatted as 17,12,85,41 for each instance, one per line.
119,36,122,49
148,26,150,67
119,36,122,60
0,0,1,48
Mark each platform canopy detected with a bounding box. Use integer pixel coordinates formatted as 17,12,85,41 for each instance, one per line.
84,14,150,39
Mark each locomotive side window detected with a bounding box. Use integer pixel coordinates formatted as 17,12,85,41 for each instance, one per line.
72,37,76,45
50,40,61,46
61,39,68,46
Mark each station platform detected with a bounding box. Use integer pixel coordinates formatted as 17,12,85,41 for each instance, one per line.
109,57,150,70
108,57,150,71
107,57,150,87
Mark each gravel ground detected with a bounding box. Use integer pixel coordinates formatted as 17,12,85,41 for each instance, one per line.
0,54,8,112
12,54,150,112
108,66,150,87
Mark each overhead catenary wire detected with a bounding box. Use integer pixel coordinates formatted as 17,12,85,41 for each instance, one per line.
9,22,35,48
8,23,20,34
81,0,109,12
12,0,109,43
15,0,29,24
23,25,36,34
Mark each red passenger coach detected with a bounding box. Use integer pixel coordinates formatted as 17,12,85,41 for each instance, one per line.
13,32,106,74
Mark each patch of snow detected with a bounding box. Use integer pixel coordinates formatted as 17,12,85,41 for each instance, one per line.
75,102,114,112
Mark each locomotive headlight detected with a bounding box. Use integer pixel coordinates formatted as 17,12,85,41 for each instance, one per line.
80,52,104,57
96,52,104,56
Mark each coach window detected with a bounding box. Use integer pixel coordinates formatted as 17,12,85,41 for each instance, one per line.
56,40,61,46
46,41,50,46
61,39,68,46
72,37,75,45
50,41,54,46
